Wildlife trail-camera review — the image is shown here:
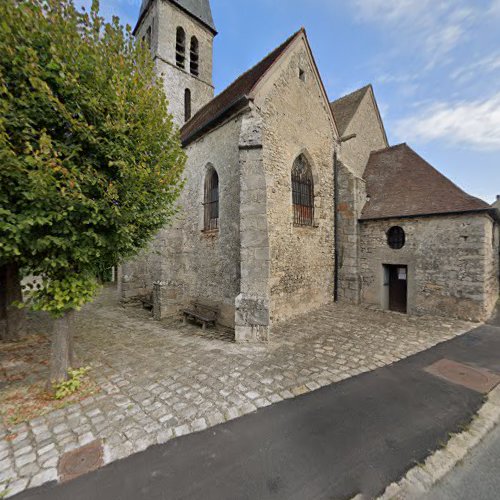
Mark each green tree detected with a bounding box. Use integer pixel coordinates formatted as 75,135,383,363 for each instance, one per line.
0,0,185,384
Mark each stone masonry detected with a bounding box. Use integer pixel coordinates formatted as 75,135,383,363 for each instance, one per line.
259,41,336,325
359,213,499,322
135,0,215,127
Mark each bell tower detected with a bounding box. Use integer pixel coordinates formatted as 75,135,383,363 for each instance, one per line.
134,0,217,127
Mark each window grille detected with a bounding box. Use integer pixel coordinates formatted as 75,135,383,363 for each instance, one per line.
184,89,191,122
190,37,199,76
176,27,186,69
387,226,405,249
292,154,314,226
204,168,219,231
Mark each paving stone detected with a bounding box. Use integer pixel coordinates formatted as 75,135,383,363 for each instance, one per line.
15,453,36,468
29,468,57,488
0,288,472,493
190,418,208,432
173,424,190,437
4,478,29,496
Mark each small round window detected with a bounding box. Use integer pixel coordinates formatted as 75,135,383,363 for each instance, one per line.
387,226,405,249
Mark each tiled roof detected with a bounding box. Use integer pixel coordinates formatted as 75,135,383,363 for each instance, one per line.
360,144,493,221
330,85,370,137
181,29,303,146
136,0,217,35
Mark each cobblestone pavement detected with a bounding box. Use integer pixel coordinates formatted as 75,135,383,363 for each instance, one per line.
0,287,474,497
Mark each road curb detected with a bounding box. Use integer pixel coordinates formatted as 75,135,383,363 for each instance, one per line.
378,385,500,499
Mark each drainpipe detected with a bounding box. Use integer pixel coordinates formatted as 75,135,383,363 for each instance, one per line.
333,149,339,302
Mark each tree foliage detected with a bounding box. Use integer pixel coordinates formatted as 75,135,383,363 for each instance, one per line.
0,0,185,317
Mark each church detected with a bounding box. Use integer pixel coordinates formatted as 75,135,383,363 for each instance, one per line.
122,0,500,341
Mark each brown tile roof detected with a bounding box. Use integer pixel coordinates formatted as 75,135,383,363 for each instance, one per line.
360,144,493,221
181,29,303,146
330,85,370,137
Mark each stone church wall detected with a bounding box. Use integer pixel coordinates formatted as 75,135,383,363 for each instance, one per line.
259,44,336,324
336,162,365,304
359,213,498,322
338,90,387,179
163,116,243,327
335,88,386,304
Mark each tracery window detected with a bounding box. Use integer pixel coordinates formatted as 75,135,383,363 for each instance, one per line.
176,27,186,68
292,154,314,226
204,167,219,231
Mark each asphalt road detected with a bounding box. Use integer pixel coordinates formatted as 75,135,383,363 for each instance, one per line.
14,323,500,500
426,421,500,500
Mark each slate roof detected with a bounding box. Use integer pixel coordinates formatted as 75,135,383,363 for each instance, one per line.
136,0,216,35
181,29,303,146
330,85,370,137
360,144,493,221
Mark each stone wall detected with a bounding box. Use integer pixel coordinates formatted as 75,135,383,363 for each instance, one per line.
235,108,271,341
258,40,336,324
484,219,500,315
335,87,387,304
154,115,243,327
336,161,365,303
136,0,215,127
338,88,387,179
359,213,498,322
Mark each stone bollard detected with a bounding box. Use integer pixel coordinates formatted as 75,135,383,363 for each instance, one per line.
152,281,167,321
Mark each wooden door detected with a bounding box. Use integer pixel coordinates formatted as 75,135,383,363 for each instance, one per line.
388,265,407,313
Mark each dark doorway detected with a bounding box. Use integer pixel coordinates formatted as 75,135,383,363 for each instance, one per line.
387,265,407,313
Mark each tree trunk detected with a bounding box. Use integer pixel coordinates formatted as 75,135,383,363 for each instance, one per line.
0,262,26,342
0,265,6,339
48,309,75,388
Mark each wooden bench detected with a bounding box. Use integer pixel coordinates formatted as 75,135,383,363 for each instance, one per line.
182,303,218,330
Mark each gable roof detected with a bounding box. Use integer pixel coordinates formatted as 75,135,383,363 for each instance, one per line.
181,29,303,146
135,0,217,35
360,144,494,221
330,86,370,137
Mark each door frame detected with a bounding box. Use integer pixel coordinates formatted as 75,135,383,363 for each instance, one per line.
383,264,408,314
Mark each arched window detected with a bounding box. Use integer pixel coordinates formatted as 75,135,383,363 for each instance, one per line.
190,36,199,76
292,154,314,226
176,27,186,68
184,89,191,122
387,226,405,249
204,167,219,231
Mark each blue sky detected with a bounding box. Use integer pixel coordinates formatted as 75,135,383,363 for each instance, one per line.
84,0,500,203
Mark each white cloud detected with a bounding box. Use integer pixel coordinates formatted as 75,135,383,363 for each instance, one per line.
490,0,500,15
395,93,500,151
350,0,479,66
451,52,500,83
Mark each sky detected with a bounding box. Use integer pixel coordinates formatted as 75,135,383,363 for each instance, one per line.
82,0,500,203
